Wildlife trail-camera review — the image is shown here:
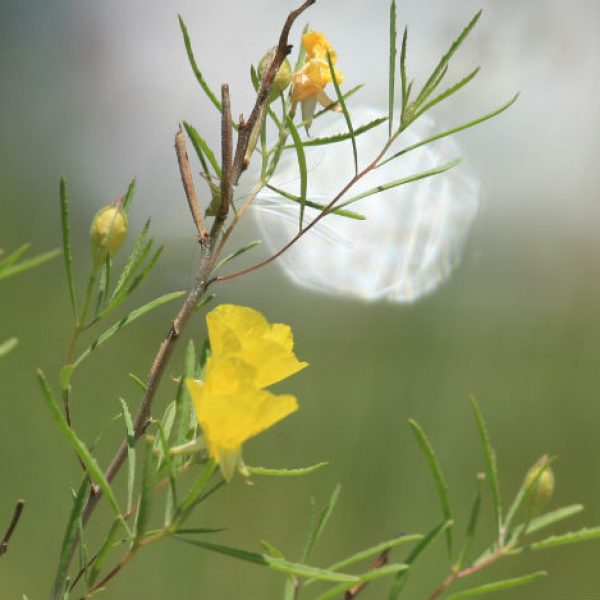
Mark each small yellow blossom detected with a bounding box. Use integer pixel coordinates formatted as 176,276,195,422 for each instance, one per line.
186,304,307,481
206,304,307,389
291,30,344,130
90,203,128,268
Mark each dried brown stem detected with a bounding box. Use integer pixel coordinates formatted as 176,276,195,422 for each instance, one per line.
0,499,25,557
215,84,233,227
231,0,316,184
175,126,209,243
344,548,390,599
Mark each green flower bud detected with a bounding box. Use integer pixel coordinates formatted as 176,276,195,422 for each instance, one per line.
258,48,292,103
90,203,128,267
525,455,555,514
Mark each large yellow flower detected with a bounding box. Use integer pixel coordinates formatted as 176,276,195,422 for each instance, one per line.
206,304,307,389
186,304,307,481
291,30,344,129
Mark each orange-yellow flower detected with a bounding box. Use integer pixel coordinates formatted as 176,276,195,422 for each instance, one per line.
291,30,344,129
186,304,307,481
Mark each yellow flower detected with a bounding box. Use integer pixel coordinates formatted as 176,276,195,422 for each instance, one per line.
291,30,344,130
185,304,307,481
207,304,307,389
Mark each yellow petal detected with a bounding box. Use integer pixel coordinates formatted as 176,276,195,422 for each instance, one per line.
302,31,337,62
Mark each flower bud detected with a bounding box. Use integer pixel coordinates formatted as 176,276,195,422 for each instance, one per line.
525,455,555,514
90,203,128,267
258,48,292,103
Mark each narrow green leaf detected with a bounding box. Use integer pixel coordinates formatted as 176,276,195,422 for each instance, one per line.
409,419,453,556
59,178,77,321
0,248,60,283
89,413,122,452
294,23,310,72
400,27,408,113
470,396,502,535
179,460,218,513
516,526,600,553
50,476,89,600
285,116,308,230
414,67,480,119
0,337,18,358
0,243,30,269
316,564,409,600
446,571,547,600
212,240,261,273
88,518,123,586
338,159,460,208
119,398,136,514
525,504,584,535
247,462,328,477
175,527,225,535
125,245,164,300
388,520,452,600
455,474,485,570
123,177,136,213
76,512,90,588
176,538,360,583
313,84,365,120
289,117,387,148
328,534,423,573
174,341,197,465
380,94,519,168
415,11,482,107
265,184,366,220
260,540,285,559
303,484,341,562
72,291,185,368
326,52,357,175
157,420,178,523
134,437,157,545
183,121,222,177
178,16,222,112
128,372,147,391
388,0,397,136
38,370,124,522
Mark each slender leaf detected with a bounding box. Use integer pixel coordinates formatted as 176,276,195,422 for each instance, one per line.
123,177,137,213
338,159,460,208
455,473,484,570
409,419,453,556
125,245,164,299
175,538,360,583
328,534,422,573
119,398,136,513
285,116,308,230
247,462,328,477
175,527,225,535
178,16,222,112
73,291,185,368
157,421,178,523
59,178,77,321
212,240,261,273
0,243,30,269
89,413,122,452
260,540,285,559
174,341,197,463
38,371,124,522
388,520,452,600
183,121,222,177
0,248,59,283
470,396,502,534
400,27,408,114
265,184,366,220
380,94,519,168
414,67,480,119
179,460,218,513
316,564,409,600
313,84,365,120
326,52,357,175
290,117,387,148
388,0,397,136
50,476,89,600
128,372,147,391
513,526,600,554
88,518,123,586
303,484,341,562
446,571,547,600
134,437,157,545
525,504,584,535
0,337,18,358
415,11,482,106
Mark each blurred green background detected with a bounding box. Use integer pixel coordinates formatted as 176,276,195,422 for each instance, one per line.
1,1,599,598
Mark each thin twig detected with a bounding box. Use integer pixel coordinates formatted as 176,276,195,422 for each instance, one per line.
344,548,390,599
175,126,209,243
231,0,316,184
0,499,25,557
